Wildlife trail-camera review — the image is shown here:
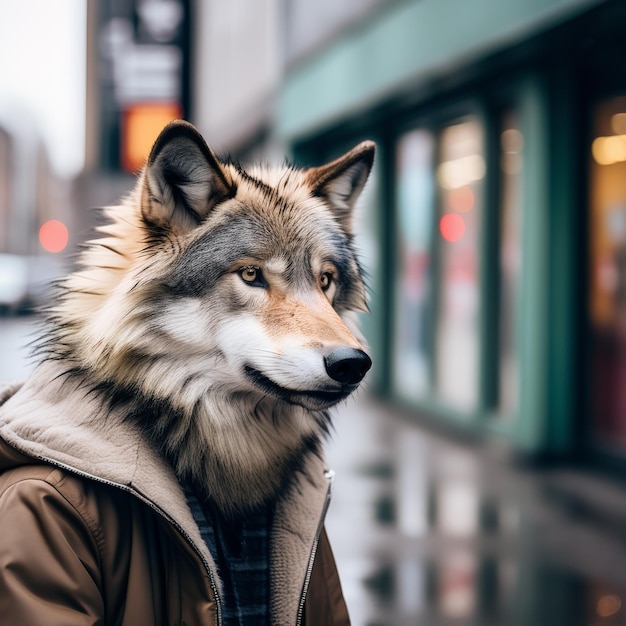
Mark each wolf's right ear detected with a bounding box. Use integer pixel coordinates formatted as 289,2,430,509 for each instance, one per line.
141,120,235,234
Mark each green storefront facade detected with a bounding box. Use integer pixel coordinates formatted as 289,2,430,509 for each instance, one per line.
276,0,626,463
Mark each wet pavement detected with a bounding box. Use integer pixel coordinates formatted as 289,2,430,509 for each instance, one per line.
326,394,626,625
3,315,626,625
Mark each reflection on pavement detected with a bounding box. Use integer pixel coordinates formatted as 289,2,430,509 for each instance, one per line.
325,395,626,626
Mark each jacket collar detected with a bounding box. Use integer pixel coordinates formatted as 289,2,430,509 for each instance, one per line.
0,363,332,624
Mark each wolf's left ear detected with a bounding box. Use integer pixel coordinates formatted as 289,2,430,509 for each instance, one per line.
307,141,375,232
142,120,235,234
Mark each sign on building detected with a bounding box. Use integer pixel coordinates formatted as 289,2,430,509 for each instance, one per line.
96,0,192,172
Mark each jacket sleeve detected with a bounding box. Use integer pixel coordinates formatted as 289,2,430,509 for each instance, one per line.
303,527,351,626
0,472,104,625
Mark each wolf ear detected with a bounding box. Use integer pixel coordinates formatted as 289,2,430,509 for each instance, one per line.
141,120,235,234
307,141,375,232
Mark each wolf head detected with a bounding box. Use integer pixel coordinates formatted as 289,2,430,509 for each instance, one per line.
43,120,375,514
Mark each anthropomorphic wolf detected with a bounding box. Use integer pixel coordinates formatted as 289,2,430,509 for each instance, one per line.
0,120,374,625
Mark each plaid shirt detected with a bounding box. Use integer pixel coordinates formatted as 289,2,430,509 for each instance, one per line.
184,485,273,625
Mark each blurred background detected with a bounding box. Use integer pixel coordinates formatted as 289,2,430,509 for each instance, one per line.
2,0,626,624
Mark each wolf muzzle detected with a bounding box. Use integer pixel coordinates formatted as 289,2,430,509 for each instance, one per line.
324,348,371,385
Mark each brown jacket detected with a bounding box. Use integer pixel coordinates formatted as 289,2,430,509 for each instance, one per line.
0,371,350,625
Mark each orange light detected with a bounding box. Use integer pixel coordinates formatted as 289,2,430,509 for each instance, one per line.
122,102,183,173
440,214,465,243
39,220,69,253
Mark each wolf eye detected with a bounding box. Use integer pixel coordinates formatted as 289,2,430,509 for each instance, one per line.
320,272,333,291
239,265,266,287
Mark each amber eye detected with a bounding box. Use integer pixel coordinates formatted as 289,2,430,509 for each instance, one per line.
240,266,260,284
320,272,333,291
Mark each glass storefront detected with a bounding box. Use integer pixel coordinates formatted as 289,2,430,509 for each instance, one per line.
589,95,626,453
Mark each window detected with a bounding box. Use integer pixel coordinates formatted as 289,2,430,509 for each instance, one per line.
392,129,435,399
435,117,485,411
390,105,523,419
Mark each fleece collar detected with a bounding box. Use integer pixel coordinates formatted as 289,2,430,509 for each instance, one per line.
0,363,331,624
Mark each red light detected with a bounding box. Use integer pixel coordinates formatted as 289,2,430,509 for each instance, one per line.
39,220,69,253
440,214,465,243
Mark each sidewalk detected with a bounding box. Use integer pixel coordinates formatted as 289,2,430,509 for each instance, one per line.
325,394,626,626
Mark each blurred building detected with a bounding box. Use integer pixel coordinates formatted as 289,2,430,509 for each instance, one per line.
82,0,626,470
0,105,74,310
0,106,73,256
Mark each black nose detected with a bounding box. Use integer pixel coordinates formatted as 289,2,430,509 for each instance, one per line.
324,348,372,385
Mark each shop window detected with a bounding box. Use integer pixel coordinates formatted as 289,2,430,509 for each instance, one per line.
589,95,626,453
392,129,435,400
435,117,484,411
497,111,523,417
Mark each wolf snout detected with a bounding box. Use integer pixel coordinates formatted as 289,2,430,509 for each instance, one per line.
324,347,372,385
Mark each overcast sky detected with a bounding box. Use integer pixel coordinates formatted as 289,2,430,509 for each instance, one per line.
0,0,86,178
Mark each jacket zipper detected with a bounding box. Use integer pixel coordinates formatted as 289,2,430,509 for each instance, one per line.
295,469,334,626
27,453,223,626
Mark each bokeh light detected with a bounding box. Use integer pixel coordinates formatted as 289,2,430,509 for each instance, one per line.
592,134,626,165
440,213,465,242
39,219,69,253
597,594,622,618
